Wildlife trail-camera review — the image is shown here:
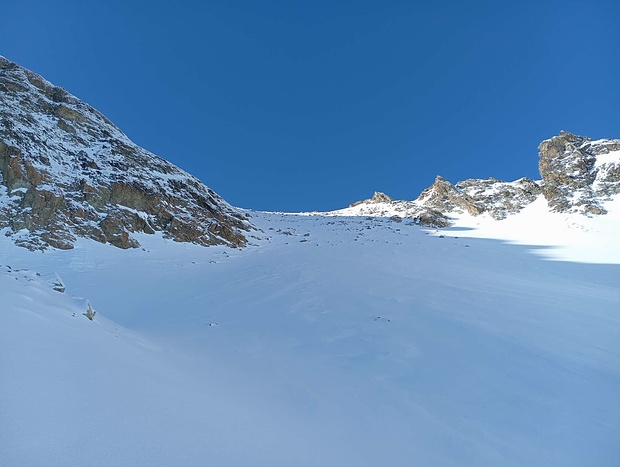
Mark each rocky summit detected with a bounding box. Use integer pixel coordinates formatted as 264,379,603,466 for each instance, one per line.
538,131,620,215
0,56,252,250
344,131,620,226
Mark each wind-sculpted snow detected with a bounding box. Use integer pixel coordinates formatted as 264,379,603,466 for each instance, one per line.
1,212,619,466
0,56,252,250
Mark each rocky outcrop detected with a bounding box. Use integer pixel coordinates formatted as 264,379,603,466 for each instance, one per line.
339,189,451,228
0,56,253,250
344,131,619,226
342,176,542,226
455,177,541,220
416,176,485,216
538,131,620,215
350,192,393,207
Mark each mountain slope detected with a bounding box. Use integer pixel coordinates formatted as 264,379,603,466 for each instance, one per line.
340,131,620,229
1,57,619,466
1,211,619,466
0,56,252,250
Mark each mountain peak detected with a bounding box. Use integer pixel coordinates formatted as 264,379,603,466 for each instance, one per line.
0,56,253,250
538,131,620,215
349,191,393,208
370,191,393,203
341,131,619,226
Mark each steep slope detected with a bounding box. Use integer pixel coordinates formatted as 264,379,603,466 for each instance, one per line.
0,56,252,250
340,131,620,228
538,131,620,214
1,213,619,466
1,56,618,466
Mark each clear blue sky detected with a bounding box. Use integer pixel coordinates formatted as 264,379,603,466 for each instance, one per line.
3,0,620,211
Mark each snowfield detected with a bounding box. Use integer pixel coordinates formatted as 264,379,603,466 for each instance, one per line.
1,206,619,466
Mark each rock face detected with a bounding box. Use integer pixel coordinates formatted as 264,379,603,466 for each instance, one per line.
454,177,542,220
0,56,253,250
344,131,620,226
538,131,620,215
417,176,486,216
350,191,393,207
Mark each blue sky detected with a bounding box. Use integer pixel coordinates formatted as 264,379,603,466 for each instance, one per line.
3,0,620,211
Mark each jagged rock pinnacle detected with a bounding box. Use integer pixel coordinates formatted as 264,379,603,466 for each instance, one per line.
345,131,620,226
370,192,393,203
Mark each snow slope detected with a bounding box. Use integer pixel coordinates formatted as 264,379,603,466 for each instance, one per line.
445,195,620,264
3,56,617,465
1,210,619,466
331,193,620,264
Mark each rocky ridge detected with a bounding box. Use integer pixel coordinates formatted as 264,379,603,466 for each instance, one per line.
341,131,620,226
0,56,252,250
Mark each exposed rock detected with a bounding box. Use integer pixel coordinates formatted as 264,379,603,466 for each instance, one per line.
344,131,619,227
538,131,620,214
416,176,485,216
48,273,66,293
83,301,96,321
410,209,451,228
0,55,253,250
341,190,452,228
455,177,541,220
99,216,140,249
350,191,393,207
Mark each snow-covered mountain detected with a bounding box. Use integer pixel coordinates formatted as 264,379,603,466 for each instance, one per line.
338,131,620,228
329,131,620,264
0,56,252,250
2,54,618,253
1,58,619,466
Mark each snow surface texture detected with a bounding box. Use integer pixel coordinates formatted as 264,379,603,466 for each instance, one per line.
330,193,620,264
1,207,619,466
2,55,618,465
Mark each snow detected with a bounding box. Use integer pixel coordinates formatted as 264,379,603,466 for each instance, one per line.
594,150,620,168
446,194,620,264
3,56,618,464
1,208,619,466
327,200,418,218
